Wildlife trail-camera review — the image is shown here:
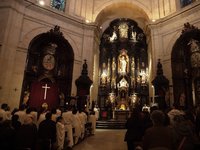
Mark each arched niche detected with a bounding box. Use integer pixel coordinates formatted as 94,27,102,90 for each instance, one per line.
21,26,74,110
171,23,200,108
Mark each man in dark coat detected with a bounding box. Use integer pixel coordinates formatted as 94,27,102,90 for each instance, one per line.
124,108,144,150
38,112,56,150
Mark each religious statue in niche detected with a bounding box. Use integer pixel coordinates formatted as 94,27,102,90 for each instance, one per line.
101,63,107,85
141,71,146,84
179,92,186,109
118,55,129,74
59,92,65,107
112,57,116,73
131,57,135,75
137,33,145,42
118,23,128,38
111,78,116,89
118,78,129,89
188,38,200,68
131,77,135,88
109,26,118,42
107,59,111,82
109,93,116,104
23,90,30,105
130,26,137,42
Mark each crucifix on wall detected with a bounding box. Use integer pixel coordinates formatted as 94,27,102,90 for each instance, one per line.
42,84,50,100
29,81,59,110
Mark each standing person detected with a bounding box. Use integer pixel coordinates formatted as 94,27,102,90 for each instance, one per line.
62,106,74,148
37,103,49,128
56,116,65,150
142,110,175,150
94,105,100,121
14,104,27,124
14,115,37,150
11,114,21,130
0,120,15,150
71,108,81,145
78,109,87,139
88,111,97,135
173,114,197,150
0,103,11,121
124,108,144,150
38,112,56,150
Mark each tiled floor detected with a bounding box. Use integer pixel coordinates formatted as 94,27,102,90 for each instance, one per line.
73,129,127,150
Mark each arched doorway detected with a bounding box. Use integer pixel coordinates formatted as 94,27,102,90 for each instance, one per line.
21,26,74,110
98,18,148,119
172,23,200,109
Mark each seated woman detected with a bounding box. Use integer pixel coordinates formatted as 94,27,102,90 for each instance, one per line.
142,110,176,150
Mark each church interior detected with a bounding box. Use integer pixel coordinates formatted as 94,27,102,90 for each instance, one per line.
1,0,200,149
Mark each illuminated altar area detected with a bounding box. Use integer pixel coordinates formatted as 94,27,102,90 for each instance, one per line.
98,18,149,120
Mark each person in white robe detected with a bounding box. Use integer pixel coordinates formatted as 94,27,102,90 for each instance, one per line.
37,103,49,127
94,106,100,121
88,111,97,135
56,116,65,150
71,109,82,144
14,105,27,124
30,110,38,125
78,110,87,139
62,108,74,148
0,103,11,121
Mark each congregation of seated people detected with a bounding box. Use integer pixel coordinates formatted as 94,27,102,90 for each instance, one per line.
124,104,200,150
0,103,96,150
1,101,200,150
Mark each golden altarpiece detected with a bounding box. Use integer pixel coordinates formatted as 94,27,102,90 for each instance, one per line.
98,19,149,119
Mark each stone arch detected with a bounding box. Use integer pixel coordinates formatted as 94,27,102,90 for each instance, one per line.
19,26,79,57
165,30,181,56
21,26,74,109
171,25,200,108
19,26,51,49
94,1,151,28
62,31,80,60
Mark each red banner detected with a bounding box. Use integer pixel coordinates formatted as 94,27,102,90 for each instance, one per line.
29,81,59,110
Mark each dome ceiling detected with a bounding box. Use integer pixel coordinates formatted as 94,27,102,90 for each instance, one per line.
95,2,150,32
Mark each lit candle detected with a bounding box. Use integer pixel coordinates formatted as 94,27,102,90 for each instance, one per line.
152,85,155,104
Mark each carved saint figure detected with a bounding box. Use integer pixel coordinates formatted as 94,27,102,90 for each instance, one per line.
118,23,128,38
179,93,186,109
131,31,137,42
112,57,116,72
101,63,107,85
118,78,129,88
188,39,200,67
188,39,200,52
119,55,127,73
109,31,117,42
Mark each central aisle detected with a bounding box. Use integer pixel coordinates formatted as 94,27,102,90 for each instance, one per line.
73,129,127,150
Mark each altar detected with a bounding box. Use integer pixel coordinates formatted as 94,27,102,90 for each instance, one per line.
97,19,149,121
114,110,131,121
